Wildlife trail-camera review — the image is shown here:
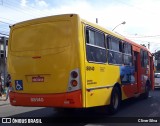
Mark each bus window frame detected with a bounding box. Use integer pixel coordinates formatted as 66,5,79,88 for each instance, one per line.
85,25,107,64
122,41,133,66
140,49,149,68
106,35,123,65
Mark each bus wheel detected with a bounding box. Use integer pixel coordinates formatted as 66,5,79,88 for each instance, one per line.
108,87,121,114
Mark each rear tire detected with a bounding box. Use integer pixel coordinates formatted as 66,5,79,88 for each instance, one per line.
108,87,121,114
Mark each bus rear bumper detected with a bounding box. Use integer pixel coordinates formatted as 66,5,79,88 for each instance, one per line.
9,90,82,108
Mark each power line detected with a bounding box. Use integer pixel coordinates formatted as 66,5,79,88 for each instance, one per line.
0,21,11,25
0,16,16,23
0,2,40,20
1,0,49,20
12,0,49,16
0,29,10,34
0,29,9,33
1,4,38,19
116,0,159,17
127,35,160,38
0,32,9,36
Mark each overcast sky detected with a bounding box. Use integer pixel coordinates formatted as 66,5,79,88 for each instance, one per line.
0,0,160,53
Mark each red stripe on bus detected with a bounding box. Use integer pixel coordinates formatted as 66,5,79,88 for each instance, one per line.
9,90,82,108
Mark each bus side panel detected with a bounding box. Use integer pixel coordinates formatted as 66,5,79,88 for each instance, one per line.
86,87,112,107
85,64,120,107
120,65,138,98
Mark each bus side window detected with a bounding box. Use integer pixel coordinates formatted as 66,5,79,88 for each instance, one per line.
107,36,123,65
140,49,148,68
144,51,149,67
133,52,137,72
85,28,107,63
123,42,132,66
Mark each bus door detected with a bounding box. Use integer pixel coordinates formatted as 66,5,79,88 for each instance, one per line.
133,51,139,93
139,49,149,93
149,56,154,89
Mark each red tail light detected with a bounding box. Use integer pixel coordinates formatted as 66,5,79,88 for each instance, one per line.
71,80,78,87
67,68,81,92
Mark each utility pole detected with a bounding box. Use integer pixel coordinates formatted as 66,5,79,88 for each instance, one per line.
96,18,98,24
148,42,150,49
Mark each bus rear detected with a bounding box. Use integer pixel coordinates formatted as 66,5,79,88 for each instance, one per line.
8,14,83,108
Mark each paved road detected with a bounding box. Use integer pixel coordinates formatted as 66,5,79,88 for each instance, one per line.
1,89,160,126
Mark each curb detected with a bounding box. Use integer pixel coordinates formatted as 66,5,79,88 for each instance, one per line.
0,102,10,106
0,96,10,106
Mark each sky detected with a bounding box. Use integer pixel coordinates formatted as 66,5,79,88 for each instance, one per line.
0,0,160,53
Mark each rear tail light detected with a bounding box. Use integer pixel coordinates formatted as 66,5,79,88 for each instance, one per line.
71,71,78,78
70,70,79,87
71,80,78,87
67,68,81,92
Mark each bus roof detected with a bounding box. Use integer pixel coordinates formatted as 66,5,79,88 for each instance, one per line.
11,14,79,28
10,13,152,56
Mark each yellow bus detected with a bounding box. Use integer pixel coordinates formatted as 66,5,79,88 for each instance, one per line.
8,14,154,114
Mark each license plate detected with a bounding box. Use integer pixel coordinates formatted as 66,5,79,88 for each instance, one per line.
32,76,44,82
